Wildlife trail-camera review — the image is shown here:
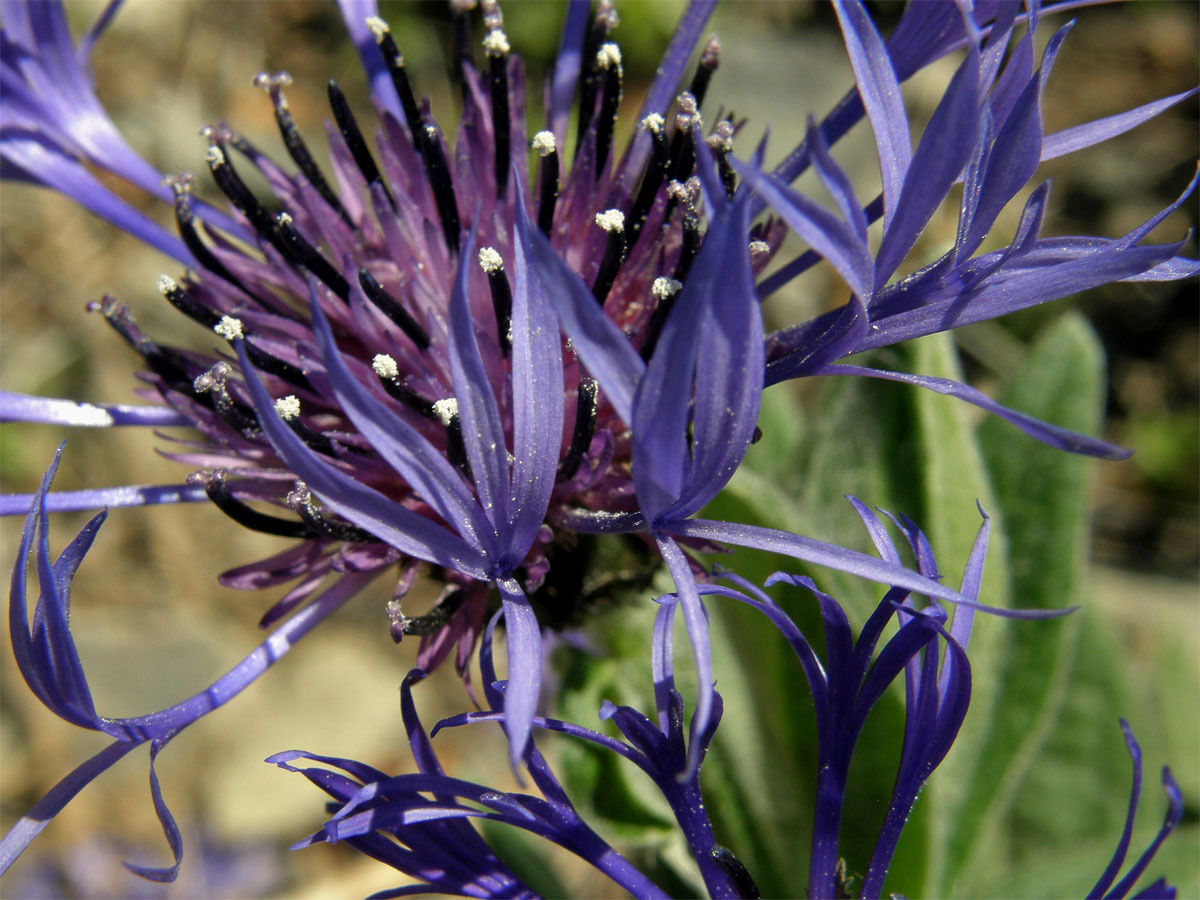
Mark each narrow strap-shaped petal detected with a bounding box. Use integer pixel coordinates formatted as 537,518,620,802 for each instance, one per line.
0,391,191,427
235,339,487,578
1089,719,1146,898
0,483,207,517
448,230,511,544
507,188,565,563
548,0,590,148
655,536,714,779
811,363,1132,460
494,577,543,775
1042,88,1199,162
0,739,139,876
674,518,1074,619
832,0,911,231
652,598,677,735
1105,767,1184,900
306,281,493,556
875,35,980,286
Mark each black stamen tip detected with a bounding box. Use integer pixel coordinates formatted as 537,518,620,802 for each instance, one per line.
274,213,351,302
479,248,512,355
533,135,560,236
358,269,430,350
594,43,623,177
560,377,598,480
192,469,311,538
327,79,395,210
591,211,627,305
485,31,512,197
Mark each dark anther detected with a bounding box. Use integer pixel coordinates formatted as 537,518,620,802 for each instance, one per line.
373,363,438,421
274,213,351,302
388,585,465,641
288,484,376,543
709,121,738,200
592,212,627,305
327,79,395,210
170,179,256,298
449,2,473,92
485,32,512,197
479,248,512,356
640,277,682,362
254,72,354,230
750,425,763,445
623,117,671,252
243,341,312,392
534,135,559,236
156,274,221,329
710,845,760,900
574,0,617,160
444,411,471,476
594,43,623,177
370,24,461,254
358,269,430,350
673,210,702,283
194,363,261,436
288,416,340,458
205,142,291,258
192,470,311,538
559,377,597,480
666,92,700,186
687,35,721,109
91,296,198,399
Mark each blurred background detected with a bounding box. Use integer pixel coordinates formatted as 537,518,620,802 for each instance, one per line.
0,1,1196,897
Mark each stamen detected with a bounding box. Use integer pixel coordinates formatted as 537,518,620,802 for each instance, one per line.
167,175,254,298
574,0,619,160
479,247,512,355
156,273,221,329
287,483,376,542
274,212,351,302
190,470,311,538
254,71,354,229
640,277,683,361
667,92,700,185
327,79,395,210
388,585,466,640
274,394,301,421
688,35,721,109
205,140,290,255
448,2,474,91
594,42,623,177
532,131,559,236
369,20,461,253
432,397,460,428
592,209,627,305
372,354,438,420
748,239,771,258
623,114,672,251
194,362,260,435
560,377,598,479
90,296,195,396
357,269,430,350
483,26,512,197
709,120,738,199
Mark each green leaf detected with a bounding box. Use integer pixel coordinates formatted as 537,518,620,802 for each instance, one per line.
944,313,1107,896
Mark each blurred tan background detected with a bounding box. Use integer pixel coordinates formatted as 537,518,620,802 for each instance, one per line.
0,1,1196,897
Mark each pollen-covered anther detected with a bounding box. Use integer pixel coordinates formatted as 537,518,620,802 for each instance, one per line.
252,71,292,91
162,172,195,199
193,362,232,394
478,247,504,274
674,92,700,132
372,354,400,380
432,398,459,427
595,209,625,233
596,42,622,70
274,395,301,421
482,28,510,57
748,240,771,257
531,131,556,157
652,277,683,300
156,274,178,296
364,16,390,41
707,121,734,152
204,145,226,167
213,315,245,340
286,481,314,510
641,113,665,135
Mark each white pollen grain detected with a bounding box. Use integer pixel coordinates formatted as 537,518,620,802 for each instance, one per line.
478,247,504,273
596,43,622,69
652,277,682,300
156,275,177,295
595,209,625,233
640,113,665,134
531,131,556,156
213,315,244,340
205,145,226,166
482,29,510,56
365,16,389,40
372,354,399,379
432,397,459,426
274,395,301,421
748,240,771,257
